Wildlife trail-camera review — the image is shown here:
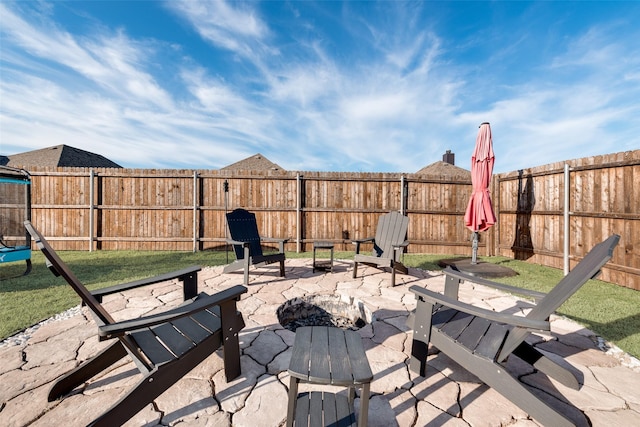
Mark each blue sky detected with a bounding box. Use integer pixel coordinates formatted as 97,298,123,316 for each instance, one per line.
1,1,639,173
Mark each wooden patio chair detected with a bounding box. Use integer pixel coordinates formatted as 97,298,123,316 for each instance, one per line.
24,221,247,427
409,234,620,427
352,211,409,286
223,208,288,285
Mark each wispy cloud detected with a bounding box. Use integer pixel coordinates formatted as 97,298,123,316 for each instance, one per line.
1,3,172,108
167,0,272,61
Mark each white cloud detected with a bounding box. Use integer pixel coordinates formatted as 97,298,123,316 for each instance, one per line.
340,93,414,122
1,2,638,174
267,64,336,107
1,3,173,109
167,0,272,60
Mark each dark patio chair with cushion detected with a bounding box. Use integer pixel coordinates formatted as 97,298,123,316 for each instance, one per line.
223,208,288,285
352,210,409,286
409,234,620,427
25,221,247,427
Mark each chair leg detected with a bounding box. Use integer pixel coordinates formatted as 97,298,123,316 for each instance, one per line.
220,303,243,381
395,262,408,275
89,335,224,427
352,261,358,278
513,342,581,390
279,259,285,277
24,259,32,276
431,331,579,427
88,377,155,426
90,367,201,426
243,246,250,285
409,298,433,376
49,341,128,401
391,262,396,286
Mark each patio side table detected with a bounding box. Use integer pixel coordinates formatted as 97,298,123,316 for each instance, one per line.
312,241,334,272
286,326,373,427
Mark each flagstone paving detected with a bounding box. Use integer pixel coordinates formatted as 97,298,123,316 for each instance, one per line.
1,259,639,426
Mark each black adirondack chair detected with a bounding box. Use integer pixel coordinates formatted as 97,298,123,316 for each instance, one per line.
223,208,288,285
409,234,620,427
352,211,409,286
24,221,247,427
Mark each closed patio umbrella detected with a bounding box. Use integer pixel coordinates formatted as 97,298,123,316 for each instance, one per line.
464,122,496,264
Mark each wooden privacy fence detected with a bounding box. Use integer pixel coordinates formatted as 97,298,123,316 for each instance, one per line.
23,169,472,253
495,150,639,289
4,150,638,289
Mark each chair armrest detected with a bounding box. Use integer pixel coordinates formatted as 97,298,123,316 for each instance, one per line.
226,239,250,247
352,237,374,244
393,240,410,249
98,285,247,339
261,237,289,243
443,267,547,303
409,285,549,332
91,266,202,302
352,237,374,254
261,237,289,252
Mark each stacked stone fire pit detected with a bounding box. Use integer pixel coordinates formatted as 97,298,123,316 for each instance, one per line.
276,294,374,331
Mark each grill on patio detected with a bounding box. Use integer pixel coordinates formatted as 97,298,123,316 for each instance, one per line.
276,295,373,332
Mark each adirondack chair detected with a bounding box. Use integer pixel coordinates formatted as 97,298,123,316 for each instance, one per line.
223,208,288,285
409,234,620,427
352,211,409,286
24,221,247,427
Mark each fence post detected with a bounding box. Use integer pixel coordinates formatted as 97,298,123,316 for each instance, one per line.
296,173,303,253
564,163,570,275
490,173,498,257
89,169,94,252
400,175,407,215
193,170,198,253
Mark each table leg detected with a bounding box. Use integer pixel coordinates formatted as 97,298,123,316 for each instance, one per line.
286,376,299,427
330,247,334,272
358,382,370,427
312,246,317,272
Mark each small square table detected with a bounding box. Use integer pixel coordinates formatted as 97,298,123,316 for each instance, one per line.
312,241,334,273
286,326,373,427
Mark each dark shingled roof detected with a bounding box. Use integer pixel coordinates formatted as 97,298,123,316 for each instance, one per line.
2,145,122,168
416,161,471,179
221,153,284,171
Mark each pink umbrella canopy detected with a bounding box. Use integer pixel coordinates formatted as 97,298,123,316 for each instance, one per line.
465,122,496,233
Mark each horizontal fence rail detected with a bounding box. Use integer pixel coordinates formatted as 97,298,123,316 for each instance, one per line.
6,150,638,289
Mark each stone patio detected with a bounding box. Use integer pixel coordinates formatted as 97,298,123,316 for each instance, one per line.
1,259,639,426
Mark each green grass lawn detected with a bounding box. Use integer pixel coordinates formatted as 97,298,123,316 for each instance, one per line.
1,250,638,359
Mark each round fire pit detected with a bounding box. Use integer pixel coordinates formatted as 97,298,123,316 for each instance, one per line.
276,294,373,332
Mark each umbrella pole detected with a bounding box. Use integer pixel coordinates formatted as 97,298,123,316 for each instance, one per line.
224,180,229,264
471,231,479,264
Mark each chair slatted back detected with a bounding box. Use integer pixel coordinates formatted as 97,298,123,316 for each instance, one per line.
529,234,619,320
373,211,409,261
499,234,620,360
226,209,264,260
24,221,114,326
25,221,154,371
